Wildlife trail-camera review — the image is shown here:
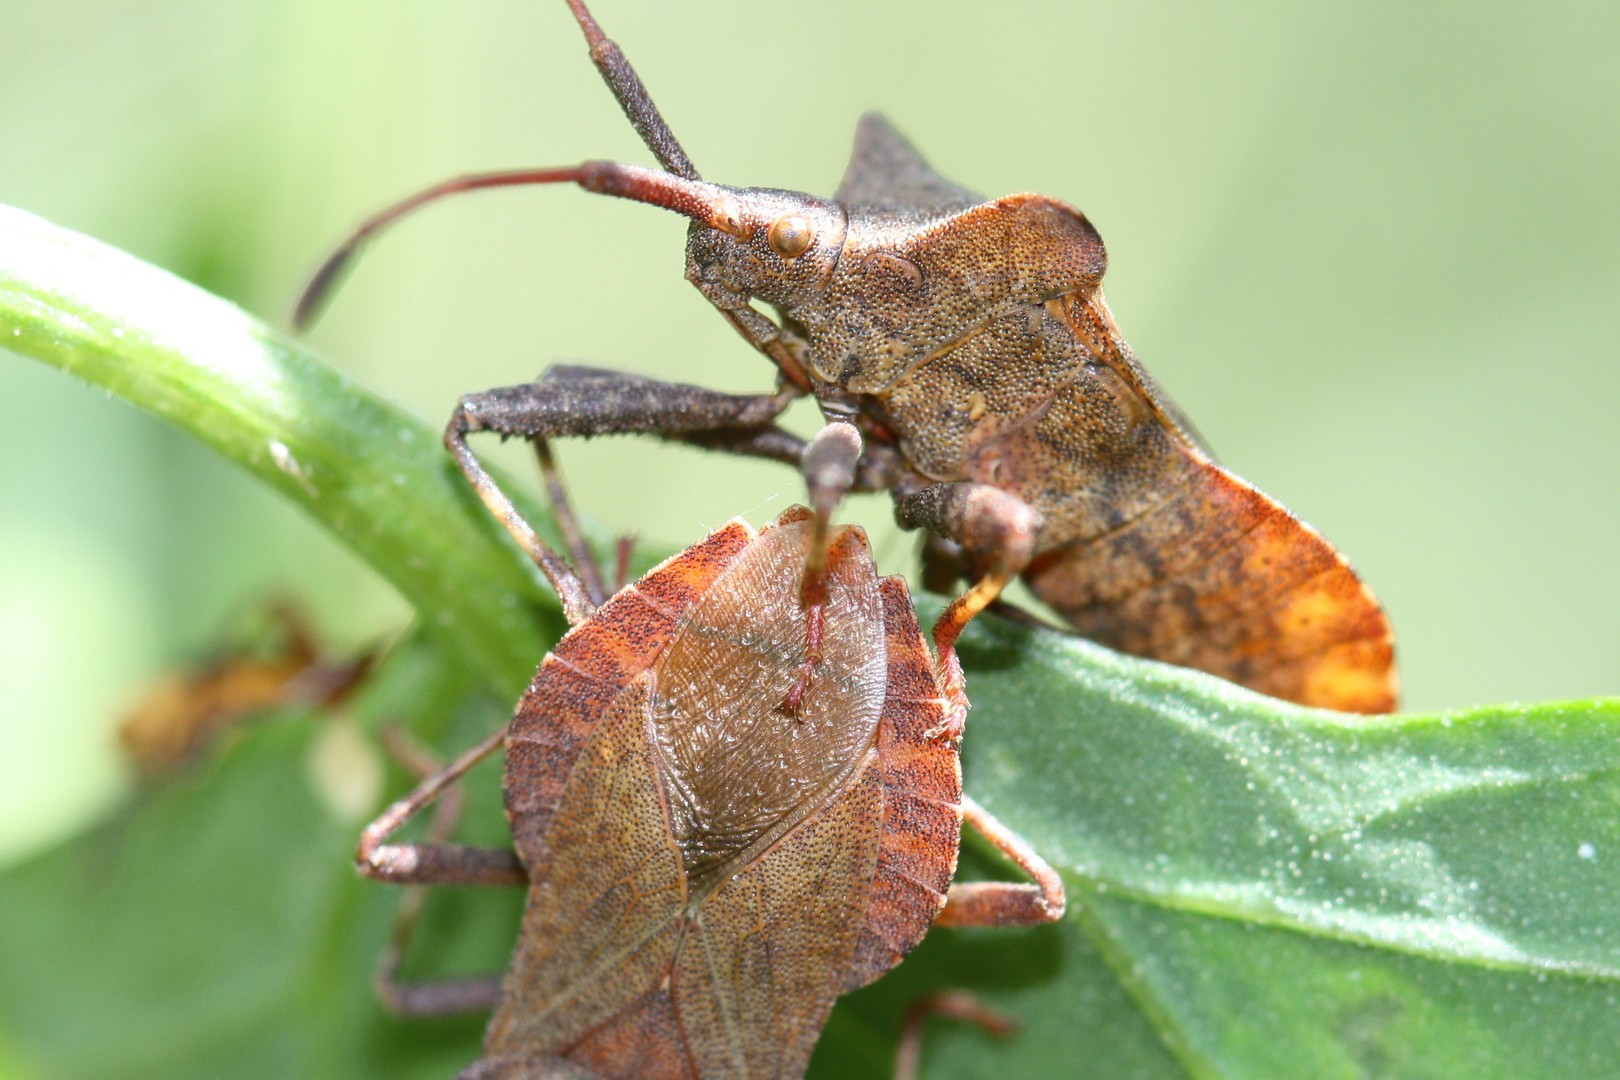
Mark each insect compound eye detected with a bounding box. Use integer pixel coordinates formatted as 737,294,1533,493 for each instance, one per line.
767,214,815,258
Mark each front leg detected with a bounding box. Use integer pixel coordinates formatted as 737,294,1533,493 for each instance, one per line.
452,364,803,453
894,482,1042,738
445,365,808,625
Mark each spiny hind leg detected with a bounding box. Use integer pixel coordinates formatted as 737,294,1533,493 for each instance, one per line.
895,482,1042,737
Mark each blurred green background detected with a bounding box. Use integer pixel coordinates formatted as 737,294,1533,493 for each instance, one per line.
2,0,1616,867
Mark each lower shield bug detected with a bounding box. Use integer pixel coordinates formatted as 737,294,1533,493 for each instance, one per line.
356,422,1064,1077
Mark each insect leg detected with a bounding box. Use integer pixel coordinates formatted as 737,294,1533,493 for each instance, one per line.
935,795,1064,928
456,1055,599,1080
445,416,598,628
894,483,1042,738
447,365,810,625
379,976,504,1018
456,365,801,450
356,723,525,887
365,727,514,1016
611,535,636,593
893,991,1018,1080
521,366,804,607
531,438,609,608
917,534,970,597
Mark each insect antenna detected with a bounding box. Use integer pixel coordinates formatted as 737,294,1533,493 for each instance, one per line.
292,160,746,331
564,0,698,180
293,167,589,329
292,0,702,329
780,422,862,715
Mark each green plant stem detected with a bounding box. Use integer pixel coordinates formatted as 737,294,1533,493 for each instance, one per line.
0,203,558,698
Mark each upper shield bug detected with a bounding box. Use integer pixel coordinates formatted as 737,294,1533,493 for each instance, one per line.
296,0,1396,714
356,422,1064,1078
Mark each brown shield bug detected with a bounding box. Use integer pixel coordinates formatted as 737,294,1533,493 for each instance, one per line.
296,0,1396,714
356,421,1064,1078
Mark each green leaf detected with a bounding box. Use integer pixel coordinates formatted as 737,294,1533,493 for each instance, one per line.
941,623,1620,1079
2,207,1617,1079
0,635,522,1080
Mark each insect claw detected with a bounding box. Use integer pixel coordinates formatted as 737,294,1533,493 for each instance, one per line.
924,711,966,744
777,680,809,717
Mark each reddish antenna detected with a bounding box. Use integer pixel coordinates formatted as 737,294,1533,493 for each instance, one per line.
292,162,745,329
292,0,698,329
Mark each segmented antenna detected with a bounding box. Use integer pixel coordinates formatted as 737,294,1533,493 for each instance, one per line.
565,0,698,180
292,0,699,328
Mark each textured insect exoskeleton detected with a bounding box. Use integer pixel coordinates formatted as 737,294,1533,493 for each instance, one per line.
355,423,1063,1078
298,0,1395,714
